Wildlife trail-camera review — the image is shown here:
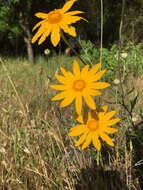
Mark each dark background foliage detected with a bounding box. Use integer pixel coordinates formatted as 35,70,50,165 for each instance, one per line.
0,0,143,57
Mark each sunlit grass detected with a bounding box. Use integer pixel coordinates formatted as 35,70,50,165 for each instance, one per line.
0,54,143,189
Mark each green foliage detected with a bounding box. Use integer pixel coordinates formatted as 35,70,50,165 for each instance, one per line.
0,1,21,36
79,39,143,80
0,5,10,32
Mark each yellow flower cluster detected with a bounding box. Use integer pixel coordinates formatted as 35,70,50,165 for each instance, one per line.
32,0,120,151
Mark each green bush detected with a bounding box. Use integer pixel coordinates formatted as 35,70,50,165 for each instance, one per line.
79,39,143,80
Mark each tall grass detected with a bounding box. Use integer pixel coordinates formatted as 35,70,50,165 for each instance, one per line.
0,54,143,189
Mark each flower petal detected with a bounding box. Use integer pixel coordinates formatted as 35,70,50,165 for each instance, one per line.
93,70,106,81
100,132,114,147
82,133,92,149
73,60,80,76
103,127,118,134
92,135,101,151
104,118,120,127
81,65,89,76
38,24,52,45
65,10,84,16
51,91,69,101
64,15,86,24
55,74,67,84
88,89,102,96
89,63,101,74
73,113,84,124
101,105,108,113
32,20,45,31
50,84,68,91
35,12,49,19
32,24,47,43
75,131,88,146
59,94,75,107
51,25,61,46
104,110,116,120
92,82,110,89
83,92,96,110
98,105,108,118
69,125,86,136
75,94,82,114
60,24,76,37
62,0,77,13
60,67,75,79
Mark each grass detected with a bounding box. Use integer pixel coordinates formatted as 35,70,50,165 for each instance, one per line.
0,54,143,190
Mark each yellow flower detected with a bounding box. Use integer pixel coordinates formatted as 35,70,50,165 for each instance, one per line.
32,0,86,46
50,60,110,114
69,106,120,150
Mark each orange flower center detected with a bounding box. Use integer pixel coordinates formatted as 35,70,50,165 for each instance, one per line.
73,79,86,91
87,119,99,131
48,10,62,24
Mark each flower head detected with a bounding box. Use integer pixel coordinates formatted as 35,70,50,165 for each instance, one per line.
69,106,120,150
32,0,86,46
50,60,110,114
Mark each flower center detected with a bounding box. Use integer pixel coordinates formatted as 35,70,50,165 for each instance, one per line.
87,119,99,131
48,10,62,24
73,79,86,91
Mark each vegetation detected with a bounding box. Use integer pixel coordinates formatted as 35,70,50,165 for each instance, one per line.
0,0,143,189
0,53,143,189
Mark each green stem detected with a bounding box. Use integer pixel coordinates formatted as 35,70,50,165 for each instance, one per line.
100,0,103,67
61,31,87,66
118,0,126,98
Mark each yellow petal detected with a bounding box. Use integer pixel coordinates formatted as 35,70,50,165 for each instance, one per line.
32,24,47,43
59,94,75,107
50,84,68,91
69,125,86,136
51,91,69,101
60,24,76,37
51,25,61,46
89,63,101,74
75,94,82,114
73,113,84,124
100,132,114,147
92,82,110,89
56,74,67,84
62,0,77,13
38,25,52,45
75,131,88,146
103,127,118,134
104,110,116,120
35,12,49,19
73,60,80,76
65,11,84,16
93,70,106,81
98,105,108,118
60,67,69,76
83,93,96,110
88,89,102,96
32,20,45,31
101,105,108,113
81,65,89,76
82,133,92,149
64,16,86,24
104,118,120,127
60,67,74,79
92,135,101,151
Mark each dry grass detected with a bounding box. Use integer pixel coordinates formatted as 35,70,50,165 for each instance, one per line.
0,55,143,190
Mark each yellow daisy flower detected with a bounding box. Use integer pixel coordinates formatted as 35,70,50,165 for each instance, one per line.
69,106,120,150
32,0,86,46
50,60,110,114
